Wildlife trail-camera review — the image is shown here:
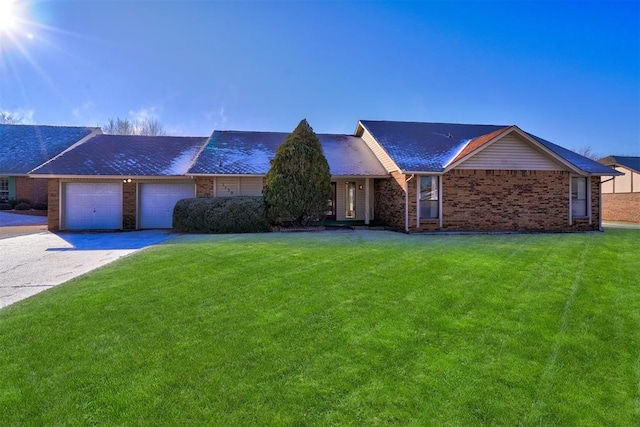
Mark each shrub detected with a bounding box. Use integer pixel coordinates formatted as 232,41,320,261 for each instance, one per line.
0,203,11,210
34,203,48,211
6,199,31,209
14,202,31,210
263,119,331,226
173,196,270,234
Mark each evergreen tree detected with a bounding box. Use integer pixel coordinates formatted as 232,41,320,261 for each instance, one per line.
264,119,332,226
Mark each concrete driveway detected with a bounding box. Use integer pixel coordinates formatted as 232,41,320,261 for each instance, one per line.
0,229,175,309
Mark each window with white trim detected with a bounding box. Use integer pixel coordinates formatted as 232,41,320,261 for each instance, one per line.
345,181,356,219
419,176,439,220
571,177,587,217
0,177,8,201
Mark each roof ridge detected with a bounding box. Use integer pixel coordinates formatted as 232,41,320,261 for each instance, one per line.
0,123,99,131
359,119,509,127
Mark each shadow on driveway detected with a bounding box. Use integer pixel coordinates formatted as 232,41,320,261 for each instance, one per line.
0,211,47,226
50,230,176,251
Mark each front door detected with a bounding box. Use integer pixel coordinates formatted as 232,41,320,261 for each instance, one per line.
326,182,336,221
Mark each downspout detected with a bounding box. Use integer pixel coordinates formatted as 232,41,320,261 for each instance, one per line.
405,174,415,233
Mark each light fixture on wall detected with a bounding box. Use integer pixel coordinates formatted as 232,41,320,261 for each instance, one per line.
358,184,363,190
123,178,132,183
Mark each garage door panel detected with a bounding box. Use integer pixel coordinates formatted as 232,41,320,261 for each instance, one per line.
140,183,194,229
64,183,122,230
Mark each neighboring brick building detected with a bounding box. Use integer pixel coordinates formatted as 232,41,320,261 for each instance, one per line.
599,156,640,223
30,120,620,232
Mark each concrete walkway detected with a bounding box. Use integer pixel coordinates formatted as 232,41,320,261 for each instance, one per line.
0,230,175,309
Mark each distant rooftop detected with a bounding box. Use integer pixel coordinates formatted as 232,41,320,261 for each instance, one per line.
0,124,96,175
598,156,640,173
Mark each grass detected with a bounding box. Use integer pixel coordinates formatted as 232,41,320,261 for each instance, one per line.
0,228,638,425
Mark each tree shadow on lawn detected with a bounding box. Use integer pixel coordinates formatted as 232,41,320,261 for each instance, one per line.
47,230,176,251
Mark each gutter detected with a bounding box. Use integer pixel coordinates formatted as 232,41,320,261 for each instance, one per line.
405,174,415,233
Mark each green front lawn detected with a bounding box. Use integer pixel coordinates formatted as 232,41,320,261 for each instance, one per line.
1,229,638,425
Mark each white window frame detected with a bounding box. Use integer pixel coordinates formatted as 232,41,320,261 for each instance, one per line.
570,176,590,224
0,176,9,201
417,175,442,227
345,181,356,219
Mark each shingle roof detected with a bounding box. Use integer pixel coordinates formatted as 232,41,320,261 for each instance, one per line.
526,134,622,176
359,120,621,175
188,130,387,176
30,134,208,176
598,156,640,174
359,120,508,172
0,124,96,175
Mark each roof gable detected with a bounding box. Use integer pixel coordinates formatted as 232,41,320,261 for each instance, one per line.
0,124,97,175
450,127,567,171
359,120,621,176
357,120,508,172
31,134,209,177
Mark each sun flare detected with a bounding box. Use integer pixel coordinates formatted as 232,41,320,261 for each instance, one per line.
0,0,19,34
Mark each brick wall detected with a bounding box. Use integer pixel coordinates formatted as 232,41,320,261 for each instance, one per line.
15,177,48,204
375,170,601,232
374,172,406,229
195,177,214,197
47,179,60,230
602,193,640,223
122,182,136,230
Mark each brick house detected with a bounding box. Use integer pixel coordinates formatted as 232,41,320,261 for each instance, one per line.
355,121,620,232
30,120,620,232
32,131,388,231
598,156,640,223
0,124,99,205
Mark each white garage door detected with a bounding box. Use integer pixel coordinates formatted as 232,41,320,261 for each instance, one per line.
64,183,122,230
139,183,195,229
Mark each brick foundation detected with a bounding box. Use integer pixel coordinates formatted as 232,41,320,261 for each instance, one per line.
374,170,601,232
602,193,640,223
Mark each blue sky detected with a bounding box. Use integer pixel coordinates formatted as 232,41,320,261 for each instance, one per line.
1,0,638,156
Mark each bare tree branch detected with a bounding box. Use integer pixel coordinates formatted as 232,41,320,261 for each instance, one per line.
0,112,22,124
574,146,600,161
102,116,166,136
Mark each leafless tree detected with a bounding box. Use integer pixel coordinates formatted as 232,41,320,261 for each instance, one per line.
574,146,600,161
102,116,166,136
0,112,22,124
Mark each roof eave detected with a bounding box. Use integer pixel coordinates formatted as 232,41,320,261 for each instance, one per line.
28,174,195,180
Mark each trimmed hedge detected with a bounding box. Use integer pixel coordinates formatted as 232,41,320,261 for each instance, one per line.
173,196,270,234
14,202,31,211
0,203,11,210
